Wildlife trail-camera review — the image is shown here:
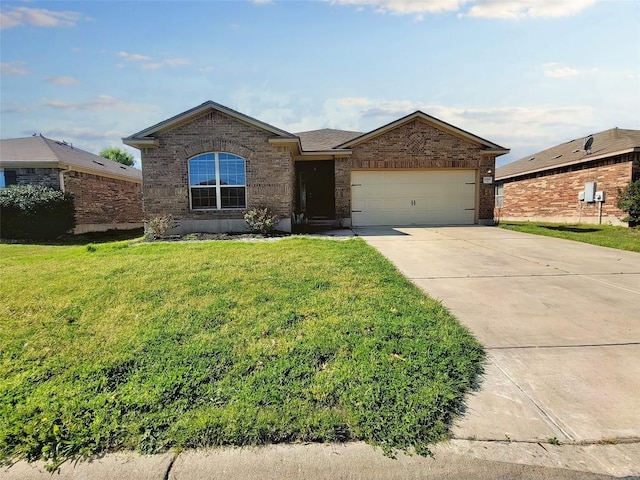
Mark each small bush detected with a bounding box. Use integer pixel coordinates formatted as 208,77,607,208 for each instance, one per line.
0,185,75,240
617,179,640,226
144,214,178,240
244,207,280,235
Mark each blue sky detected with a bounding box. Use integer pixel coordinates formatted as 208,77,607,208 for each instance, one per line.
1,0,639,167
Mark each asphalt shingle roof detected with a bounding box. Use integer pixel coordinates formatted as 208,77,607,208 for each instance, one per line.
0,136,142,182
294,128,363,151
496,128,640,180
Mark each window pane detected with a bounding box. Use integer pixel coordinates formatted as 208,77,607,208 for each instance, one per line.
219,154,245,186
221,187,246,208
191,187,217,209
189,155,216,186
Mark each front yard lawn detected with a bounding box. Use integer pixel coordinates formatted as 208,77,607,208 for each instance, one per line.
498,222,640,252
0,237,483,469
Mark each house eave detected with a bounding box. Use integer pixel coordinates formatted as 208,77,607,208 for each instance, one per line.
122,138,159,149
0,160,59,169
1,159,142,183
496,147,639,181
337,111,508,151
126,101,296,142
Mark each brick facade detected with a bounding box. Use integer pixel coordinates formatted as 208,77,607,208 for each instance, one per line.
63,170,143,230
496,154,638,226
336,119,497,222
141,110,293,227
7,167,142,232
13,168,60,189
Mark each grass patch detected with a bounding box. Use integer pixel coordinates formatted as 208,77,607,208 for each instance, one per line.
498,221,640,252
0,238,483,469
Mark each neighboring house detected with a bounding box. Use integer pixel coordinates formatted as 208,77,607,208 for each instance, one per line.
0,136,143,233
495,128,640,226
123,100,509,233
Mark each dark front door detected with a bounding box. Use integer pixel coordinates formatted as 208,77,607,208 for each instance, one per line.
297,161,335,219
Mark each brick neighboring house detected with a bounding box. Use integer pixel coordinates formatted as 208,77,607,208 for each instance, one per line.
495,128,640,226
123,100,509,233
0,136,143,234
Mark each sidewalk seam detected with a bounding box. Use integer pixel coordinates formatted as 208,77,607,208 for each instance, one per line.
163,451,178,480
489,357,575,442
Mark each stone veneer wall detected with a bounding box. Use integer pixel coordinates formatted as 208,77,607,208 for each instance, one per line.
496,154,636,226
63,171,143,228
141,110,294,225
335,119,496,222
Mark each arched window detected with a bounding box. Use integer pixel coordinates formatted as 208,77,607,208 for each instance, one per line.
188,153,246,210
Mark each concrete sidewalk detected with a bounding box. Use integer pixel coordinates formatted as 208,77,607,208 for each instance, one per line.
3,441,633,479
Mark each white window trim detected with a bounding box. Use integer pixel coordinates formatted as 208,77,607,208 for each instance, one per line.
188,152,247,211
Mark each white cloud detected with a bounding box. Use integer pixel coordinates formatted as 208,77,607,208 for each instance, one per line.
0,6,85,29
466,0,597,19
43,95,147,113
0,61,29,76
118,51,152,62
1,101,32,114
46,76,81,86
544,67,580,78
142,58,190,70
252,0,273,4
328,0,596,19
329,0,469,18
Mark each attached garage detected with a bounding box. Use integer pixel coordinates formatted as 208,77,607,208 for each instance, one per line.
351,170,476,226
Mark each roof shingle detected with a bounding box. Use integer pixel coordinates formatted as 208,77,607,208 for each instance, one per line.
294,128,363,151
0,136,142,182
496,128,640,180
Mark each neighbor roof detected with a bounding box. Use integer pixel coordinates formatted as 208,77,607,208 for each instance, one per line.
295,128,363,151
496,128,640,181
0,136,142,183
123,100,296,148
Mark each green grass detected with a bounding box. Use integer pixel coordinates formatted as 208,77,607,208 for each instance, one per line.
0,238,484,469
498,222,640,252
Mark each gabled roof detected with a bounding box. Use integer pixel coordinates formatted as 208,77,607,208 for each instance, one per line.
295,128,363,151
337,110,509,154
123,100,296,148
496,128,640,181
0,136,142,183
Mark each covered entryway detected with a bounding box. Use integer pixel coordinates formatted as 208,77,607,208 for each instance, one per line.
351,170,476,226
296,160,335,220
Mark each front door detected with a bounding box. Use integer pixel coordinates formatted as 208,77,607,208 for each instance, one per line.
297,161,335,219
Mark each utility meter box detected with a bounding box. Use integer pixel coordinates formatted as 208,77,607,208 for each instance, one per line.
594,191,605,202
584,182,596,202
578,191,585,201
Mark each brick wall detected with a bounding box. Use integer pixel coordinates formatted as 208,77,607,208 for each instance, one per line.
13,168,60,189
63,171,143,227
336,118,497,221
141,110,293,222
496,157,635,225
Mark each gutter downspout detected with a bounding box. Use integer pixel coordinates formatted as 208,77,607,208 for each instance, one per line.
59,164,72,192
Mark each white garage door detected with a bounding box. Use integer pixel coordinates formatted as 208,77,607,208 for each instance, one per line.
351,170,476,226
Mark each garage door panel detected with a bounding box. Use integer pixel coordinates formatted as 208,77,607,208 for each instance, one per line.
351,170,476,226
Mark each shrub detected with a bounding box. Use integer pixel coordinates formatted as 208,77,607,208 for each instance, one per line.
244,207,280,235
144,214,178,240
617,179,640,226
0,185,75,240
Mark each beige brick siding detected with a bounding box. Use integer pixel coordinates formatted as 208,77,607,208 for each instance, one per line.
142,110,293,222
336,119,497,221
496,155,636,225
63,171,143,226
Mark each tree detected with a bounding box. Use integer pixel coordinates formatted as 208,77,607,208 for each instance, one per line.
99,147,135,167
617,179,640,227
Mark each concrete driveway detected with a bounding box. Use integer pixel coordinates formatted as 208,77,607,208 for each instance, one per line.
356,226,640,449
